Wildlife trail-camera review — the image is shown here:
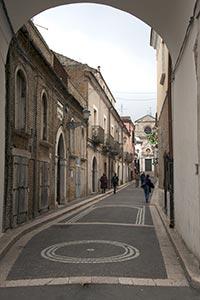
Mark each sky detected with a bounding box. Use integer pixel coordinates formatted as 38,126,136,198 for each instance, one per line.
33,3,157,122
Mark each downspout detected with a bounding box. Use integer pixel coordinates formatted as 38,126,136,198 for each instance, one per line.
122,129,124,184
163,152,168,214
108,107,111,188
168,55,173,159
168,54,174,228
86,119,89,196
32,74,39,218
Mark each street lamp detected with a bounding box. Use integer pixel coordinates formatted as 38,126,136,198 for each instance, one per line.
66,107,90,128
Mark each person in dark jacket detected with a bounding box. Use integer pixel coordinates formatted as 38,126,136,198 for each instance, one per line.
140,172,145,186
111,173,119,194
142,174,154,203
100,173,108,193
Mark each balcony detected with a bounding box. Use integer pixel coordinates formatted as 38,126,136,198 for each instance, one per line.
105,134,115,149
102,134,115,154
91,125,104,145
124,152,133,163
110,141,121,156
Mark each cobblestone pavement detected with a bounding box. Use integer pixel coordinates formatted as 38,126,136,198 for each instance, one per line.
0,184,200,299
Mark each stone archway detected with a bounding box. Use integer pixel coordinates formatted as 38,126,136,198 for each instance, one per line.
0,0,196,225
1,0,200,262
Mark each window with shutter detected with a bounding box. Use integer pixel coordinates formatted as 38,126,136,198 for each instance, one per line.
15,70,26,130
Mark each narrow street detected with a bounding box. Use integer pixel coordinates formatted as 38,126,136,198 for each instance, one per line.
0,184,199,299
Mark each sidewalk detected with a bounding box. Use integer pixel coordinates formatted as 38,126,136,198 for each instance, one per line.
151,182,200,289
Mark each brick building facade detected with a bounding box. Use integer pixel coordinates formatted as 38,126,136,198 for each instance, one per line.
4,22,86,229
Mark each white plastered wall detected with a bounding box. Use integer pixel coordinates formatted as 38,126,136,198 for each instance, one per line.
173,21,200,261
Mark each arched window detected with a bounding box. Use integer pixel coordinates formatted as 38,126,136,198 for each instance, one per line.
15,70,26,130
41,93,47,140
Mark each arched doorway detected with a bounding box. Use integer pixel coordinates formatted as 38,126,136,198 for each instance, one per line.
55,131,66,205
92,157,97,193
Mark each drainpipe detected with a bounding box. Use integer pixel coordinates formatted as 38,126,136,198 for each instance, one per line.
163,152,168,214
168,55,173,159
32,74,39,218
86,120,89,195
108,107,111,188
168,55,174,228
122,130,124,184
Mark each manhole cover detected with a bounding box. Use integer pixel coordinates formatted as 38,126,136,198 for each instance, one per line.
41,240,140,263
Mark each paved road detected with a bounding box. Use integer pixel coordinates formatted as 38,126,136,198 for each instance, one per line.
0,184,200,299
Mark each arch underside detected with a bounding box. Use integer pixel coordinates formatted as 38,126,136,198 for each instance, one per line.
4,0,196,63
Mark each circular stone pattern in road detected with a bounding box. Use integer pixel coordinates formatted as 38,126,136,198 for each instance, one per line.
41,240,140,263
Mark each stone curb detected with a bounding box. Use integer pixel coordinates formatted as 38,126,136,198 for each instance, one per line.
0,183,129,261
151,182,200,289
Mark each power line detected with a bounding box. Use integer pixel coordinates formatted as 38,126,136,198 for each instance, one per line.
113,91,156,95
116,97,156,102
34,23,48,31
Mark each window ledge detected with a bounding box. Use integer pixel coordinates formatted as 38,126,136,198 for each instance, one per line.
39,140,53,148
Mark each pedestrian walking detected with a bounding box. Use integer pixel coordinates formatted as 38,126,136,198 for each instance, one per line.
100,173,108,193
111,173,119,194
135,171,140,187
141,174,154,203
140,172,145,186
